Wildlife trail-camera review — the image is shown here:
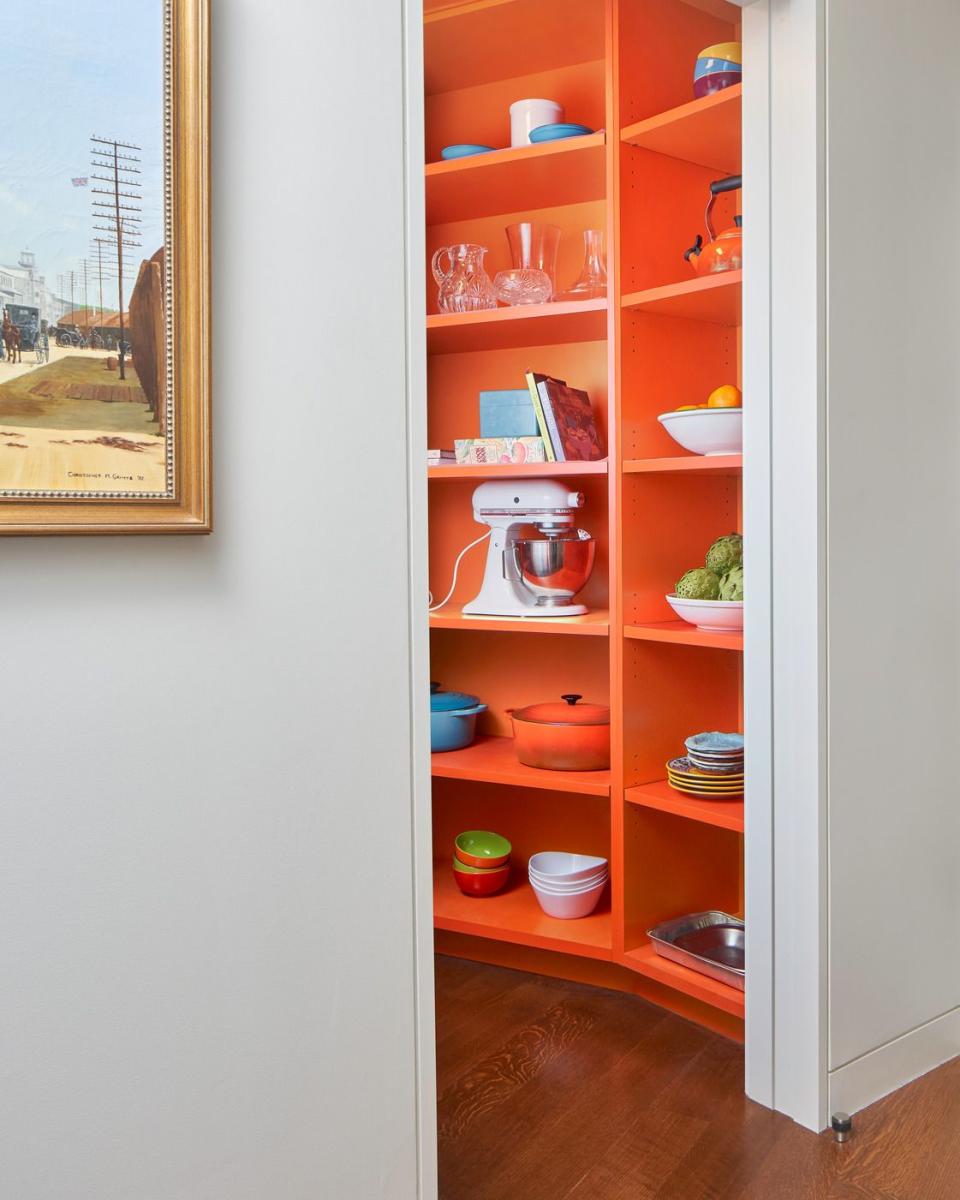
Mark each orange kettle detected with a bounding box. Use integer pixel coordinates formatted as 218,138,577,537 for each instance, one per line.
684,174,742,275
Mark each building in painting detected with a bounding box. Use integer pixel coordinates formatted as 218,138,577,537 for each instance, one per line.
0,251,68,324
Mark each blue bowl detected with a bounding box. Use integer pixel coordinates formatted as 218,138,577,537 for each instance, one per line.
694,56,742,81
528,122,595,143
440,144,495,160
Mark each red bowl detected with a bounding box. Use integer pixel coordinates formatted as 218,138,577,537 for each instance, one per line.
452,862,510,897
693,71,741,99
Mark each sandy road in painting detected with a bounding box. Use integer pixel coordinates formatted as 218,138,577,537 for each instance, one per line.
0,346,165,493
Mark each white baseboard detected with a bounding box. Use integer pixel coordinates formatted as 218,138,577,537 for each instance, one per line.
829,1006,960,1119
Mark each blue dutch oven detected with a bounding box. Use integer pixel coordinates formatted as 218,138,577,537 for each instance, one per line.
431,682,487,752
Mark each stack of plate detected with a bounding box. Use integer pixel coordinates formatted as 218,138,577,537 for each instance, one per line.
667,731,743,798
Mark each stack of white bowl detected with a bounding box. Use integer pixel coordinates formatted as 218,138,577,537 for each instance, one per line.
528,852,609,920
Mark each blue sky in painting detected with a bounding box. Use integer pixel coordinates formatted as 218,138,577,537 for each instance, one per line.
0,0,163,310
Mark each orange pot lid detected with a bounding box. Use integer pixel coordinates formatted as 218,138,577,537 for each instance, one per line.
513,694,610,726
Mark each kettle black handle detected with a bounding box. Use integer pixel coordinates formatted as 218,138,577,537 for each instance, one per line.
710,174,742,195
561,694,582,706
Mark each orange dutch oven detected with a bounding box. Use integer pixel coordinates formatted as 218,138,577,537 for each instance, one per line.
509,694,610,771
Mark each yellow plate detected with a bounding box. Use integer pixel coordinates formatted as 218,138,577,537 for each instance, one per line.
668,779,743,790
670,787,743,798
667,772,744,782
668,780,743,793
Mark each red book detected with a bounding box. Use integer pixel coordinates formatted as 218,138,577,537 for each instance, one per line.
536,376,604,462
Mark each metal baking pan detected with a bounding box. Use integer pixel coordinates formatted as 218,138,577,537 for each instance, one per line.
647,911,744,991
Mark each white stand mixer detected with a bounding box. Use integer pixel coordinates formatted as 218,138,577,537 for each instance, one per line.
463,480,596,618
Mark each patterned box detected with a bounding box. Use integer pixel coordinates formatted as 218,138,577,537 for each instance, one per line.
454,437,547,465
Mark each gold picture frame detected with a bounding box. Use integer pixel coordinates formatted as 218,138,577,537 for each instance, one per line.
0,0,210,534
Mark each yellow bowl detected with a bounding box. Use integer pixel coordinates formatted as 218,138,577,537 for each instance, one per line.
698,41,742,65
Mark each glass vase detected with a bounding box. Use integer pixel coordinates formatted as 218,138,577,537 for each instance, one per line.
555,229,607,302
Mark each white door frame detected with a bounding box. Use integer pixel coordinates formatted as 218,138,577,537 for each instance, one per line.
402,3,439,1197
744,0,829,1133
401,5,831,1192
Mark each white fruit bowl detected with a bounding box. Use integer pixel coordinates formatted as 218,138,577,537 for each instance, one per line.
666,594,743,632
658,408,742,456
530,877,607,919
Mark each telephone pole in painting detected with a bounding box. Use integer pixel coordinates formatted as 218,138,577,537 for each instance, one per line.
90,135,142,380
80,258,90,329
89,237,118,335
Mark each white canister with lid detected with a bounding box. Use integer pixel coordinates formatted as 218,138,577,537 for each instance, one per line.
509,98,564,147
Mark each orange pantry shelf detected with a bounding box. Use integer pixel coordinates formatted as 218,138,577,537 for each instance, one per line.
624,621,743,651
621,271,741,325
426,133,605,224
426,298,607,354
434,866,613,960
433,735,611,796
424,0,605,95
431,606,609,636
624,454,741,475
626,780,743,833
429,459,608,481
621,85,742,174
623,943,745,1019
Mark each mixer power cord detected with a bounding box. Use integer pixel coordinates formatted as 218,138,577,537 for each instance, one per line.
428,530,492,612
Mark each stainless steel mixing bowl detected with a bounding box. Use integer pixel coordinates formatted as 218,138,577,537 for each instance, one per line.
513,530,596,607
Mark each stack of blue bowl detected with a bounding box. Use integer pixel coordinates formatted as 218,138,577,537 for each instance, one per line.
694,41,742,99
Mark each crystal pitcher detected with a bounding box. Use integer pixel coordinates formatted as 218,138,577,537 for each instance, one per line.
431,243,497,313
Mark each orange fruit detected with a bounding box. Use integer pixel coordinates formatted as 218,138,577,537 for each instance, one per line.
707,384,742,408
675,404,700,411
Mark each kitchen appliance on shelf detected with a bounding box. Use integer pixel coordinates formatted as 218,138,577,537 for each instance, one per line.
462,480,596,618
432,243,497,313
684,175,742,275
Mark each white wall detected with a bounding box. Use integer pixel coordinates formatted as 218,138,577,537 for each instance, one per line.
826,0,960,1109
0,3,425,1197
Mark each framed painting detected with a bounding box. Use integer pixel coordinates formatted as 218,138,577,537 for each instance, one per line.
0,0,209,534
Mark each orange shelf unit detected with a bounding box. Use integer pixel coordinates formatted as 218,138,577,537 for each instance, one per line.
426,299,607,354
434,866,613,961
624,621,744,652
429,459,609,481
430,607,610,636
626,780,744,833
623,454,741,475
623,944,745,1019
621,271,742,325
426,134,606,224
424,0,606,95
422,0,744,1032
433,735,611,796
621,85,742,174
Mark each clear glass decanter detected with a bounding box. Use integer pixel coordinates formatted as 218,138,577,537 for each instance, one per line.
555,229,608,301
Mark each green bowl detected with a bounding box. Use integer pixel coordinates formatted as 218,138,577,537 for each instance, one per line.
451,855,510,875
454,830,512,869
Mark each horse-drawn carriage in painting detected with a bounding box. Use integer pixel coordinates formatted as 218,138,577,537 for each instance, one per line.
4,303,39,351
1,303,40,363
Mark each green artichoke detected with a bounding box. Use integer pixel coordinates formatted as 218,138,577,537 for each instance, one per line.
706,533,743,577
676,567,721,600
719,565,743,601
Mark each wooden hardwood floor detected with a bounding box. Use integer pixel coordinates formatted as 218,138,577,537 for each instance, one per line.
436,955,960,1199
